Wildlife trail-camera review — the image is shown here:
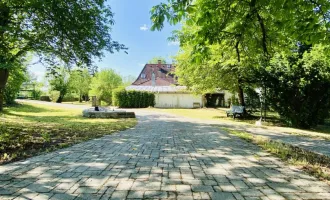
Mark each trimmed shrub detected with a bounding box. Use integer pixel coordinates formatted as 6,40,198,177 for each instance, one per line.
50,91,60,102
40,96,51,102
113,89,155,108
62,93,79,102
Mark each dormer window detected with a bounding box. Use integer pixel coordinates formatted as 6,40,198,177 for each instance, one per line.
141,73,146,79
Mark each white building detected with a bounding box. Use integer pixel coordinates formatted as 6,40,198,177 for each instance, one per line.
126,86,202,108
126,85,232,108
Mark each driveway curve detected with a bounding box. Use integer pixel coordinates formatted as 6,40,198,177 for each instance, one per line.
0,102,329,199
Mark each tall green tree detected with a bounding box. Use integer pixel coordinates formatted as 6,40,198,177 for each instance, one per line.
0,0,126,111
90,69,122,105
150,0,330,106
4,66,27,105
148,57,167,64
69,69,92,102
48,68,70,103
265,44,330,128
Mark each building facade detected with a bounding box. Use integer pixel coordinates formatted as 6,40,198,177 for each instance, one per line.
128,60,232,108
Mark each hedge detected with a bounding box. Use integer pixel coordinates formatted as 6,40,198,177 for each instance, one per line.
40,96,51,102
113,89,155,108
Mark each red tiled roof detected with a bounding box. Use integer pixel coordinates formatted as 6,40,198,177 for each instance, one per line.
132,63,177,86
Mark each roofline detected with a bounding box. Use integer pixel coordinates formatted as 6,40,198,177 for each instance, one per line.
132,64,147,85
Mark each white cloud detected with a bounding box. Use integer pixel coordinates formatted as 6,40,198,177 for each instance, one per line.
168,41,180,46
140,24,149,31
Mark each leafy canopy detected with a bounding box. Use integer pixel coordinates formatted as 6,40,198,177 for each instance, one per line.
90,69,122,105
265,45,330,128
0,0,126,70
68,69,92,99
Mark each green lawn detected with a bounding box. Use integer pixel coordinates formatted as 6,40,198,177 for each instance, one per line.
150,108,330,139
0,102,137,164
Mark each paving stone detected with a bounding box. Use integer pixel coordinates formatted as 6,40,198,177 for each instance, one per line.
208,192,235,200
191,185,214,192
0,109,329,200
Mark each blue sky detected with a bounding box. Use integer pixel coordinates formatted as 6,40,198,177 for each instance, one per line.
29,0,180,81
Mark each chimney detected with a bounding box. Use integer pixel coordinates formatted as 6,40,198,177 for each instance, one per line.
158,60,161,65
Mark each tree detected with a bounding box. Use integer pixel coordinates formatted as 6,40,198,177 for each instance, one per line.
148,57,167,64
265,44,330,128
0,0,126,111
90,69,122,105
48,68,70,103
173,24,257,104
4,66,27,105
69,69,92,102
150,0,330,106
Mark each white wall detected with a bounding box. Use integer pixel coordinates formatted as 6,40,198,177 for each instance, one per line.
155,93,203,108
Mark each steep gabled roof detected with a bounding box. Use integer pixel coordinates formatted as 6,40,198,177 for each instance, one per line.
132,63,177,86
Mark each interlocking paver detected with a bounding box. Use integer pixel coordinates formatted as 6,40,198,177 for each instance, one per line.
0,109,329,200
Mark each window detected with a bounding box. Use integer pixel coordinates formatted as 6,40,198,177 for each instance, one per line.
141,73,146,79
167,64,171,68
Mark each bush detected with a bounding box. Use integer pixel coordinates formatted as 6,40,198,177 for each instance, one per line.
113,89,155,108
31,89,42,100
40,96,51,102
90,69,122,105
265,45,330,128
62,93,79,102
4,68,26,105
50,91,60,102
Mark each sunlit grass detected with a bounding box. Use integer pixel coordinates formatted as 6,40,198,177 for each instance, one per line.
149,108,330,137
224,128,330,183
0,102,137,164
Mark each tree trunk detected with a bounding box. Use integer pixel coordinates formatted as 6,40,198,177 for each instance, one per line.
79,94,82,102
237,85,245,106
0,69,9,111
56,94,64,103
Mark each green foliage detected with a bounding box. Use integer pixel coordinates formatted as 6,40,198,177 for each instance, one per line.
62,94,79,102
68,69,92,101
49,91,60,102
113,89,155,108
265,45,330,128
148,56,167,64
90,69,122,105
4,68,27,105
48,68,70,103
31,89,42,100
244,87,261,111
151,0,330,110
0,0,126,71
0,0,126,110
40,96,51,102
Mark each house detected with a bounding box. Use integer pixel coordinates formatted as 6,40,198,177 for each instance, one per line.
132,60,177,86
128,60,232,108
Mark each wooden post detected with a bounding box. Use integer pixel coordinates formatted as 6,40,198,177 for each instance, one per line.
92,96,99,111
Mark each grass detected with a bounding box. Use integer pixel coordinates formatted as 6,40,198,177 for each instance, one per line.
150,108,330,138
224,128,330,184
149,108,284,125
61,101,91,105
0,102,137,164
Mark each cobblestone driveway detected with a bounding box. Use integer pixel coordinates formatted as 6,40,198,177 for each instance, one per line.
1,112,330,200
